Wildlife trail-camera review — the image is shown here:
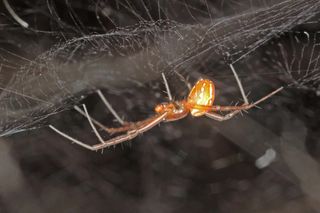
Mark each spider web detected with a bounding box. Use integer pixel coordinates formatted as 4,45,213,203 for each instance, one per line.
265,31,320,93
0,0,319,137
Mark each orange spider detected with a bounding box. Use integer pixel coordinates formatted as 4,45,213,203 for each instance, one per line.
50,76,283,151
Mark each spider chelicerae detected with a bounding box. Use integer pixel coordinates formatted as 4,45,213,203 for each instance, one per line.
49,73,283,151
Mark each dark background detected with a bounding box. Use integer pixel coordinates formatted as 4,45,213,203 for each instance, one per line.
0,0,320,212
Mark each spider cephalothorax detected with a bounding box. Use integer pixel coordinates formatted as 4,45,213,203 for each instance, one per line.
154,101,188,122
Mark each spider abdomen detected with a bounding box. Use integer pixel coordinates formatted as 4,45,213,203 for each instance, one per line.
187,79,215,116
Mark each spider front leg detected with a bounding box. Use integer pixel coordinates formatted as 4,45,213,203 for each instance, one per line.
205,87,284,121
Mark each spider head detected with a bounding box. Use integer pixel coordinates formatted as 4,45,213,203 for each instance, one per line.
155,101,189,121
154,103,175,114
187,79,215,116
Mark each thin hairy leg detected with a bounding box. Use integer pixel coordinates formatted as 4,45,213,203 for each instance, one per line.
205,87,283,121
73,90,127,134
96,89,125,125
162,72,173,101
229,63,249,104
213,87,283,111
108,73,173,134
205,110,244,121
74,104,134,135
74,105,113,133
49,112,168,151
107,115,167,134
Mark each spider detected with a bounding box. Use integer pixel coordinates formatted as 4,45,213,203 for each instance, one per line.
49,74,283,151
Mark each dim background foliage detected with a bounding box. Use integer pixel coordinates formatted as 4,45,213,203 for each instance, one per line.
0,0,320,212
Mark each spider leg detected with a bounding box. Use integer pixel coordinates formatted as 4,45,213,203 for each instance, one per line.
173,70,192,90
74,105,113,133
96,89,125,125
49,125,96,151
75,92,162,135
162,72,173,101
205,87,284,121
74,73,171,135
108,72,178,134
92,113,167,150
106,115,164,135
210,87,283,112
49,112,168,151
82,104,105,144
205,110,241,121
74,103,138,135
229,64,249,104
93,73,174,134
247,87,284,108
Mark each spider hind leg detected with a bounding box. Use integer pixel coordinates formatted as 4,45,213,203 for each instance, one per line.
49,112,168,151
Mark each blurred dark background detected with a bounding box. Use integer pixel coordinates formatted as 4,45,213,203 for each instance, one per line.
0,0,320,212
